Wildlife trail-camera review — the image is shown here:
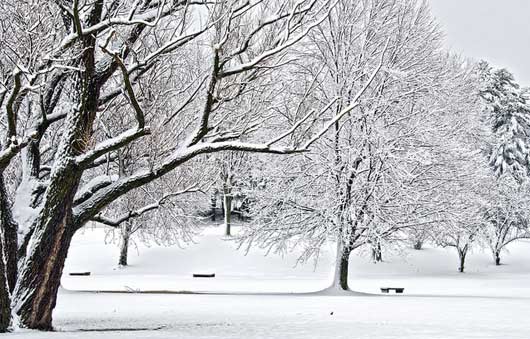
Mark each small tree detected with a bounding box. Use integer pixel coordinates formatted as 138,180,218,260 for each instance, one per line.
95,181,205,267
481,179,530,265
215,151,251,236
408,225,430,250
436,216,482,274
432,152,493,273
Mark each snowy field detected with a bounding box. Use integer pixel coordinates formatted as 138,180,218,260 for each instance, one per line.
6,225,530,338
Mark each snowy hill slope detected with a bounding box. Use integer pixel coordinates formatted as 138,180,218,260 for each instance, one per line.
62,224,530,298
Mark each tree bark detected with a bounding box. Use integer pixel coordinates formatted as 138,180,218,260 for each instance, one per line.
458,249,467,273
11,151,83,330
0,174,17,292
372,241,382,262
223,185,232,236
0,173,15,332
0,226,11,332
210,189,217,222
119,222,132,266
13,210,76,331
494,250,501,266
332,241,351,290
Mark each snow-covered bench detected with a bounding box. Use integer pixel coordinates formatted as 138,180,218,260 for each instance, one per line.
69,272,91,276
380,287,404,293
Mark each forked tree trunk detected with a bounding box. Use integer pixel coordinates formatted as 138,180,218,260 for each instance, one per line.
12,130,88,331
12,185,78,330
13,215,76,330
12,16,103,329
332,241,352,290
119,222,132,266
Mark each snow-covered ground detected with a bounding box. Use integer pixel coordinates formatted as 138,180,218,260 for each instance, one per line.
8,225,530,338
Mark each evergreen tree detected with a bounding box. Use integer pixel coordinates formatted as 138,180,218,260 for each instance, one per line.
479,61,530,179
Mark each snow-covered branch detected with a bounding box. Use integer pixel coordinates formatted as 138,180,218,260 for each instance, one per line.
220,0,335,78
76,128,150,169
90,185,202,228
5,68,22,140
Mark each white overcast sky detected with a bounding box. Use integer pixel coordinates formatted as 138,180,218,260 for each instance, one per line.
428,0,530,87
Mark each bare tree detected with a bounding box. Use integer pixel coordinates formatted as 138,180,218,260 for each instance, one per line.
94,176,206,266
212,151,251,236
0,0,359,331
408,225,430,250
239,0,478,291
434,184,486,273
481,178,530,266
430,110,494,273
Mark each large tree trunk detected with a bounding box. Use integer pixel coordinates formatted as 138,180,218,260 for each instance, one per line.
13,45,99,329
119,222,132,266
332,241,351,291
12,174,79,331
0,226,11,332
0,174,17,292
13,218,76,330
458,248,467,273
0,173,15,332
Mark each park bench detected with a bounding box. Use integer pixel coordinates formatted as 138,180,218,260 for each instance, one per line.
69,272,91,276
193,273,215,278
380,287,404,293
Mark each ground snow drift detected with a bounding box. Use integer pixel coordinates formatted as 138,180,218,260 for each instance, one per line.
10,225,530,338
